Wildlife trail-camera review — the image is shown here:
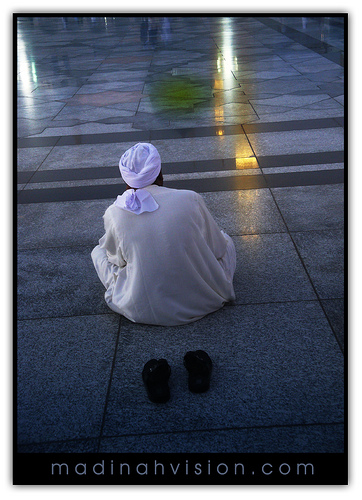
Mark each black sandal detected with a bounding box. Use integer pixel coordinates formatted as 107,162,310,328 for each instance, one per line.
142,359,171,403
183,350,213,393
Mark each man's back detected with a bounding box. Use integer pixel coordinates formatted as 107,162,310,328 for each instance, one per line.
98,185,235,326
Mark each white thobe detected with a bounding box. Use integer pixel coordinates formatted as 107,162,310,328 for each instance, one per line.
91,185,236,326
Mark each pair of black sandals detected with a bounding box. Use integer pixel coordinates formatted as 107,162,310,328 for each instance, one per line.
142,350,213,404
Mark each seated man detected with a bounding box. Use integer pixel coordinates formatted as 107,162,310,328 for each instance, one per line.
91,143,236,326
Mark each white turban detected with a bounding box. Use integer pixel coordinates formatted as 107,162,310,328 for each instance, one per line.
114,143,161,215
119,143,161,188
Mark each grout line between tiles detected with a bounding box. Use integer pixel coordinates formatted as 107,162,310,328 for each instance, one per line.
240,123,344,355
96,316,123,453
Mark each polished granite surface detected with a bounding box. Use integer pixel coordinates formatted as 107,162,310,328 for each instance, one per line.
16,15,345,456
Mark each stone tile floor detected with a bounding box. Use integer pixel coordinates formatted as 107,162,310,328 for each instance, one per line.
16,15,345,454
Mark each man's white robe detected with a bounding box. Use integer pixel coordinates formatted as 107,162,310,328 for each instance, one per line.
91,185,236,326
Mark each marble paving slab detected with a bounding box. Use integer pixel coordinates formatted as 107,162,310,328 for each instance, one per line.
17,199,112,249
102,301,343,444
271,184,344,232
17,314,120,444
17,246,111,320
232,233,316,304
291,230,344,300
247,128,344,157
201,189,287,236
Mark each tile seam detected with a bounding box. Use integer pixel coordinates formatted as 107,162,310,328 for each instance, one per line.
99,421,345,441
16,298,344,323
17,151,345,185
16,169,345,204
17,117,343,148
96,316,123,453
289,231,345,355
243,117,345,356
18,420,345,450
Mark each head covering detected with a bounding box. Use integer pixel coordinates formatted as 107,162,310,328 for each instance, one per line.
119,143,161,188
114,143,161,215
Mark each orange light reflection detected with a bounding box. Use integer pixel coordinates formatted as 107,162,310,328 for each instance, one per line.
235,157,258,169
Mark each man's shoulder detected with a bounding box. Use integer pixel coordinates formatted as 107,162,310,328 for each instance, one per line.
150,185,200,201
104,202,124,220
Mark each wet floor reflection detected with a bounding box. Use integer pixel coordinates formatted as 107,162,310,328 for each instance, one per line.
264,16,344,65
17,31,39,111
213,18,262,201
274,16,344,47
235,157,258,169
139,17,172,48
17,16,262,188
17,16,343,175
214,18,240,125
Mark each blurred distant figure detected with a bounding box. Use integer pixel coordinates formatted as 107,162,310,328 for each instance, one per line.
160,18,171,45
148,17,159,48
140,17,149,45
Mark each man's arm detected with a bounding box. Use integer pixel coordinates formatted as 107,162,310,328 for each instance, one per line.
101,210,127,268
